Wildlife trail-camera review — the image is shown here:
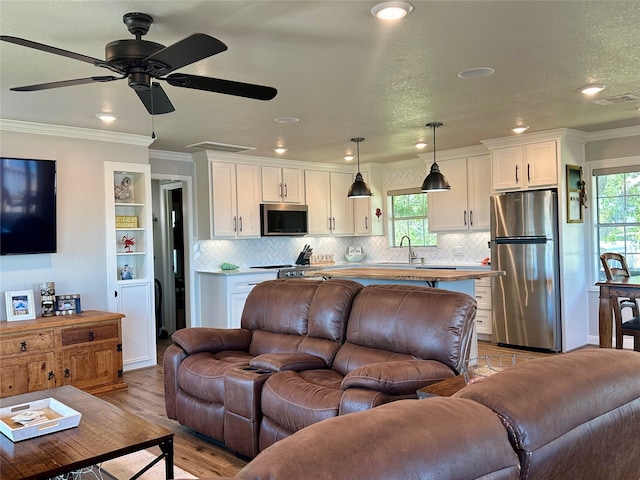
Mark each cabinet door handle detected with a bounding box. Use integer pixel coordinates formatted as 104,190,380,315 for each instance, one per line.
88,331,94,341
328,217,332,231
464,210,468,226
365,216,368,230
283,183,288,199
527,164,531,182
20,341,27,352
64,368,71,378
332,217,336,231
469,210,474,226
515,165,519,183
239,216,243,232
233,216,237,232
48,371,55,380
279,183,283,199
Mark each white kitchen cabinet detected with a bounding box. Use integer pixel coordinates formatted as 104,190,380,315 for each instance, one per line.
354,171,371,235
197,272,277,328
262,166,304,203
104,162,156,371
428,155,491,232
305,170,354,236
195,159,261,238
492,141,557,191
474,277,493,336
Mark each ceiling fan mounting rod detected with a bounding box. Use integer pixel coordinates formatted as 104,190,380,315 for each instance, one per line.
123,12,153,39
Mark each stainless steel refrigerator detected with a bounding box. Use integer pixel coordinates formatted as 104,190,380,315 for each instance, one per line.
490,190,562,352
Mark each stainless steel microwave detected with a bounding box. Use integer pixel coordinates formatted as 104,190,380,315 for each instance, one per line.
260,203,308,236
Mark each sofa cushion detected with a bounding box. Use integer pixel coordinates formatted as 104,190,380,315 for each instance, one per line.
261,369,344,432
333,284,477,375
341,359,455,395
178,351,252,403
240,397,520,480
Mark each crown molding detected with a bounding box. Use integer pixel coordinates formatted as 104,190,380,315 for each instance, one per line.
149,149,192,163
0,118,153,147
585,125,640,142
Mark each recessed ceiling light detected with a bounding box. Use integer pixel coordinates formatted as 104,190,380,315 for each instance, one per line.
415,142,428,149
371,2,413,20
273,147,288,154
578,84,605,95
456,67,495,79
95,113,117,122
512,126,530,134
273,117,300,123
344,155,355,161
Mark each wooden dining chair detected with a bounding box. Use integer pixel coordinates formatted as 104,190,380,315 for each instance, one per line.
600,252,640,351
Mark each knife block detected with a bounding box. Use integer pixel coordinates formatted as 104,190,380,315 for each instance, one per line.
295,251,310,265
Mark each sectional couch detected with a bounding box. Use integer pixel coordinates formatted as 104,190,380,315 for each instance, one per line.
164,278,477,457
205,348,640,480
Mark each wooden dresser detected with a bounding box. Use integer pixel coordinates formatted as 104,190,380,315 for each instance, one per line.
0,310,127,398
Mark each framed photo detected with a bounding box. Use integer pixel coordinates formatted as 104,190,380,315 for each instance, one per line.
566,165,584,223
5,290,36,321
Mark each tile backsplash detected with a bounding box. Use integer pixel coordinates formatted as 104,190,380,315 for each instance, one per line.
193,232,490,271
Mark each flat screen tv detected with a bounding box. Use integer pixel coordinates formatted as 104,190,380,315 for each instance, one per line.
0,157,57,255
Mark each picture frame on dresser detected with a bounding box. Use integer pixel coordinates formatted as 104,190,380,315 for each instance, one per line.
5,290,36,321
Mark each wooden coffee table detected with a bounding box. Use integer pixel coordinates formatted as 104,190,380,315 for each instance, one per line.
417,375,467,398
0,385,174,480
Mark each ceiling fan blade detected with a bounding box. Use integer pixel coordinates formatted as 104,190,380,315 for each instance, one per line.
10,76,122,91
166,74,277,101
144,34,227,73
0,35,119,71
135,82,175,115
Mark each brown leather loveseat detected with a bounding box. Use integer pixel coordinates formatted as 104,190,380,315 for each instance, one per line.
164,279,477,457
204,349,640,480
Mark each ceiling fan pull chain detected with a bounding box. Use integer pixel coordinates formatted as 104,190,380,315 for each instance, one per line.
150,83,156,139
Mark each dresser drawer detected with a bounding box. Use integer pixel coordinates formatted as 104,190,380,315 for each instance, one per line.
61,321,120,346
0,331,54,355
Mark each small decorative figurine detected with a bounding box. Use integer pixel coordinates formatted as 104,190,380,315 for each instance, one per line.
122,235,135,253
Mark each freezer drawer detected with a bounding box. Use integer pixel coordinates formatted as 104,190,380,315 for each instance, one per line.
491,241,560,351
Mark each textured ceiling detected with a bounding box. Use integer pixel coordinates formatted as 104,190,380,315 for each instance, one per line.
1,1,639,165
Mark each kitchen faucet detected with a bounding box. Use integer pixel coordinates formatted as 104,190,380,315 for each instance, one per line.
399,235,418,263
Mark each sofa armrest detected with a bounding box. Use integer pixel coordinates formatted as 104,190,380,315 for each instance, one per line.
171,327,252,355
341,360,455,395
249,352,326,372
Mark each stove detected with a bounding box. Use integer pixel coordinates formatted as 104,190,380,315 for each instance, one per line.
250,264,318,278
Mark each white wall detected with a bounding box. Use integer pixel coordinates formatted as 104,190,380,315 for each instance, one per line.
0,123,151,320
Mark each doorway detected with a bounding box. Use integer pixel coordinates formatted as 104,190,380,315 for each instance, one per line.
153,177,192,336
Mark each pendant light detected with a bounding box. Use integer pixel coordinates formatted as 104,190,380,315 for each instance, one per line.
347,137,372,198
421,122,450,192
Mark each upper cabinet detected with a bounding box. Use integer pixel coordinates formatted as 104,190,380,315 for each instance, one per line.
491,141,557,191
261,166,304,203
305,170,354,236
428,155,491,232
195,157,261,239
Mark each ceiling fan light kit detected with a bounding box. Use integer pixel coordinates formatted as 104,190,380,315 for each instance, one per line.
347,137,372,198
421,122,451,193
0,12,277,117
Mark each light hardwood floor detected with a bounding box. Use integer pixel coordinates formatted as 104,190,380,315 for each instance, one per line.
97,340,555,478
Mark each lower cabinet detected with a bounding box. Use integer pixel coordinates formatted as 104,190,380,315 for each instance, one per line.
0,311,126,398
197,272,278,328
474,277,493,336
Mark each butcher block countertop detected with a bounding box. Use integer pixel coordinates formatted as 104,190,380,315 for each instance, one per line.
306,267,504,282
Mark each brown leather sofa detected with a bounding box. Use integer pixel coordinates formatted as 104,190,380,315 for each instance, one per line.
164,279,477,457
200,349,640,480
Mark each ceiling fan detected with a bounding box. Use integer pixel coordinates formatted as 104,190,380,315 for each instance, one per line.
0,12,278,115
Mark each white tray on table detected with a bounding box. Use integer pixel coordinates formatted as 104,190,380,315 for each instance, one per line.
0,397,82,442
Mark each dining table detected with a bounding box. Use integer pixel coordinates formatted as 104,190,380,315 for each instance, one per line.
595,274,640,348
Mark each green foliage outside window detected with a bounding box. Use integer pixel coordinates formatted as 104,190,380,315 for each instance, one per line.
595,171,640,275
391,192,437,247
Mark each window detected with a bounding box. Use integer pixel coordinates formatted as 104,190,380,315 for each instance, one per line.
593,166,640,278
389,188,437,247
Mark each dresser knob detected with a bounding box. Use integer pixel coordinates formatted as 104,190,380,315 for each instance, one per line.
20,341,27,352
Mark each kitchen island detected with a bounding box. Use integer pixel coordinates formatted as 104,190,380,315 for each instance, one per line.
306,267,505,360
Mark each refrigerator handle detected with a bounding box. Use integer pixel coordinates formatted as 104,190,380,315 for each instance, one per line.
494,236,548,244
